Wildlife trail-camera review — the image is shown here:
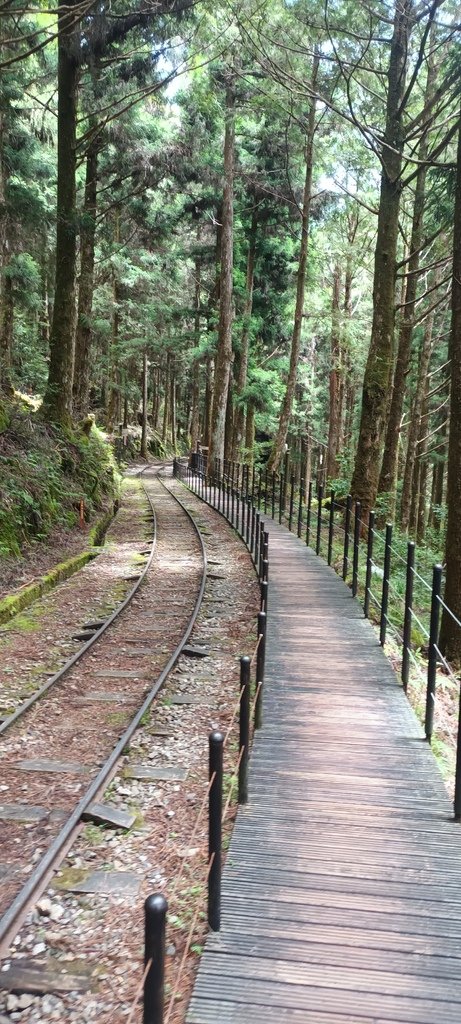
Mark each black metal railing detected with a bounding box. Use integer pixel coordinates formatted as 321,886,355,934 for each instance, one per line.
175,455,461,823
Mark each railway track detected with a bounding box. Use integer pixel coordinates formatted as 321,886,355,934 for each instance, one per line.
0,465,206,954
0,467,154,725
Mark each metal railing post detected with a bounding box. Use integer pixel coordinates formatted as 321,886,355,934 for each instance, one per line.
425,564,443,743
143,894,167,1024
364,511,375,618
254,511,260,569
208,731,223,931
255,611,266,729
271,472,275,518
259,522,265,577
454,690,461,818
238,656,251,804
379,523,393,646
401,541,415,692
278,475,283,523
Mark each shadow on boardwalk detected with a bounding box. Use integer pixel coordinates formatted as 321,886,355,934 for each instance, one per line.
187,517,461,1024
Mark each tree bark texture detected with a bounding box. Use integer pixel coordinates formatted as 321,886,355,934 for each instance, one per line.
224,381,234,462
400,290,436,531
0,104,13,394
170,369,176,449
429,448,445,532
203,356,213,449
42,0,79,424
141,351,148,459
190,255,201,451
245,402,255,463
209,83,235,473
107,261,121,430
440,107,461,660
0,273,13,391
162,352,170,444
73,134,99,417
268,52,319,474
327,264,342,479
377,48,435,507
233,207,257,459
351,1,413,515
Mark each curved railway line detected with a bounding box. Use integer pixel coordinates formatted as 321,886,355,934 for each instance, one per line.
0,464,207,954
0,465,156,737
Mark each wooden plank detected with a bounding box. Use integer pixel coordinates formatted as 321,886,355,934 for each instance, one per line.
187,516,461,1024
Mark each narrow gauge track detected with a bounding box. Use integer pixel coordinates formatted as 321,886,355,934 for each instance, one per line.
0,466,154,726
0,465,206,953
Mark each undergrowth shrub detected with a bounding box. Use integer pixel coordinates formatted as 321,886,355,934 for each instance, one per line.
0,399,119,557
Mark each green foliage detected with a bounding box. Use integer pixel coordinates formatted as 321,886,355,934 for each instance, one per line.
0,398,119,558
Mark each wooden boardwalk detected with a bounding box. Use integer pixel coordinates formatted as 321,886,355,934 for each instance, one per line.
187,517,461,1024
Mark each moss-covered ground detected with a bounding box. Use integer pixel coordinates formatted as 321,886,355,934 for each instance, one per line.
0,395,120,559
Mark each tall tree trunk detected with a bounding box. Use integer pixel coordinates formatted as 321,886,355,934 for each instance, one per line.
152,365,160,431
107,266,120,431
408,455,420,536
190,255,201,451
209,81,235,472
268,52,319,474
233,207,257,458
440,106,461,660
377,51,435,508
224,381,234,462
170,367,176,450
245,402,255,464
42,0,79,424
0,273,13,391
304,431,312,493
0,109,13,395
73,132,100,418
399,280,436,528
162,352,170,444
400,301,435,530
203,356,213,449
140,356,147,460
416,385,430,541
327,264,342,479
40,244,51,350
416,458,428,542
430,452,445,533
351,1,413,515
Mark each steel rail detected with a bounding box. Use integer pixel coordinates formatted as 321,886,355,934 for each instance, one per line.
0,465,155,738
0,465,207,951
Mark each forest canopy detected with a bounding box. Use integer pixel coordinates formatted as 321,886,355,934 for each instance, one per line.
1,0,461,651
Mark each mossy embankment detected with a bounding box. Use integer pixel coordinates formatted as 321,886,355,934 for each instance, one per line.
0,396,121,617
